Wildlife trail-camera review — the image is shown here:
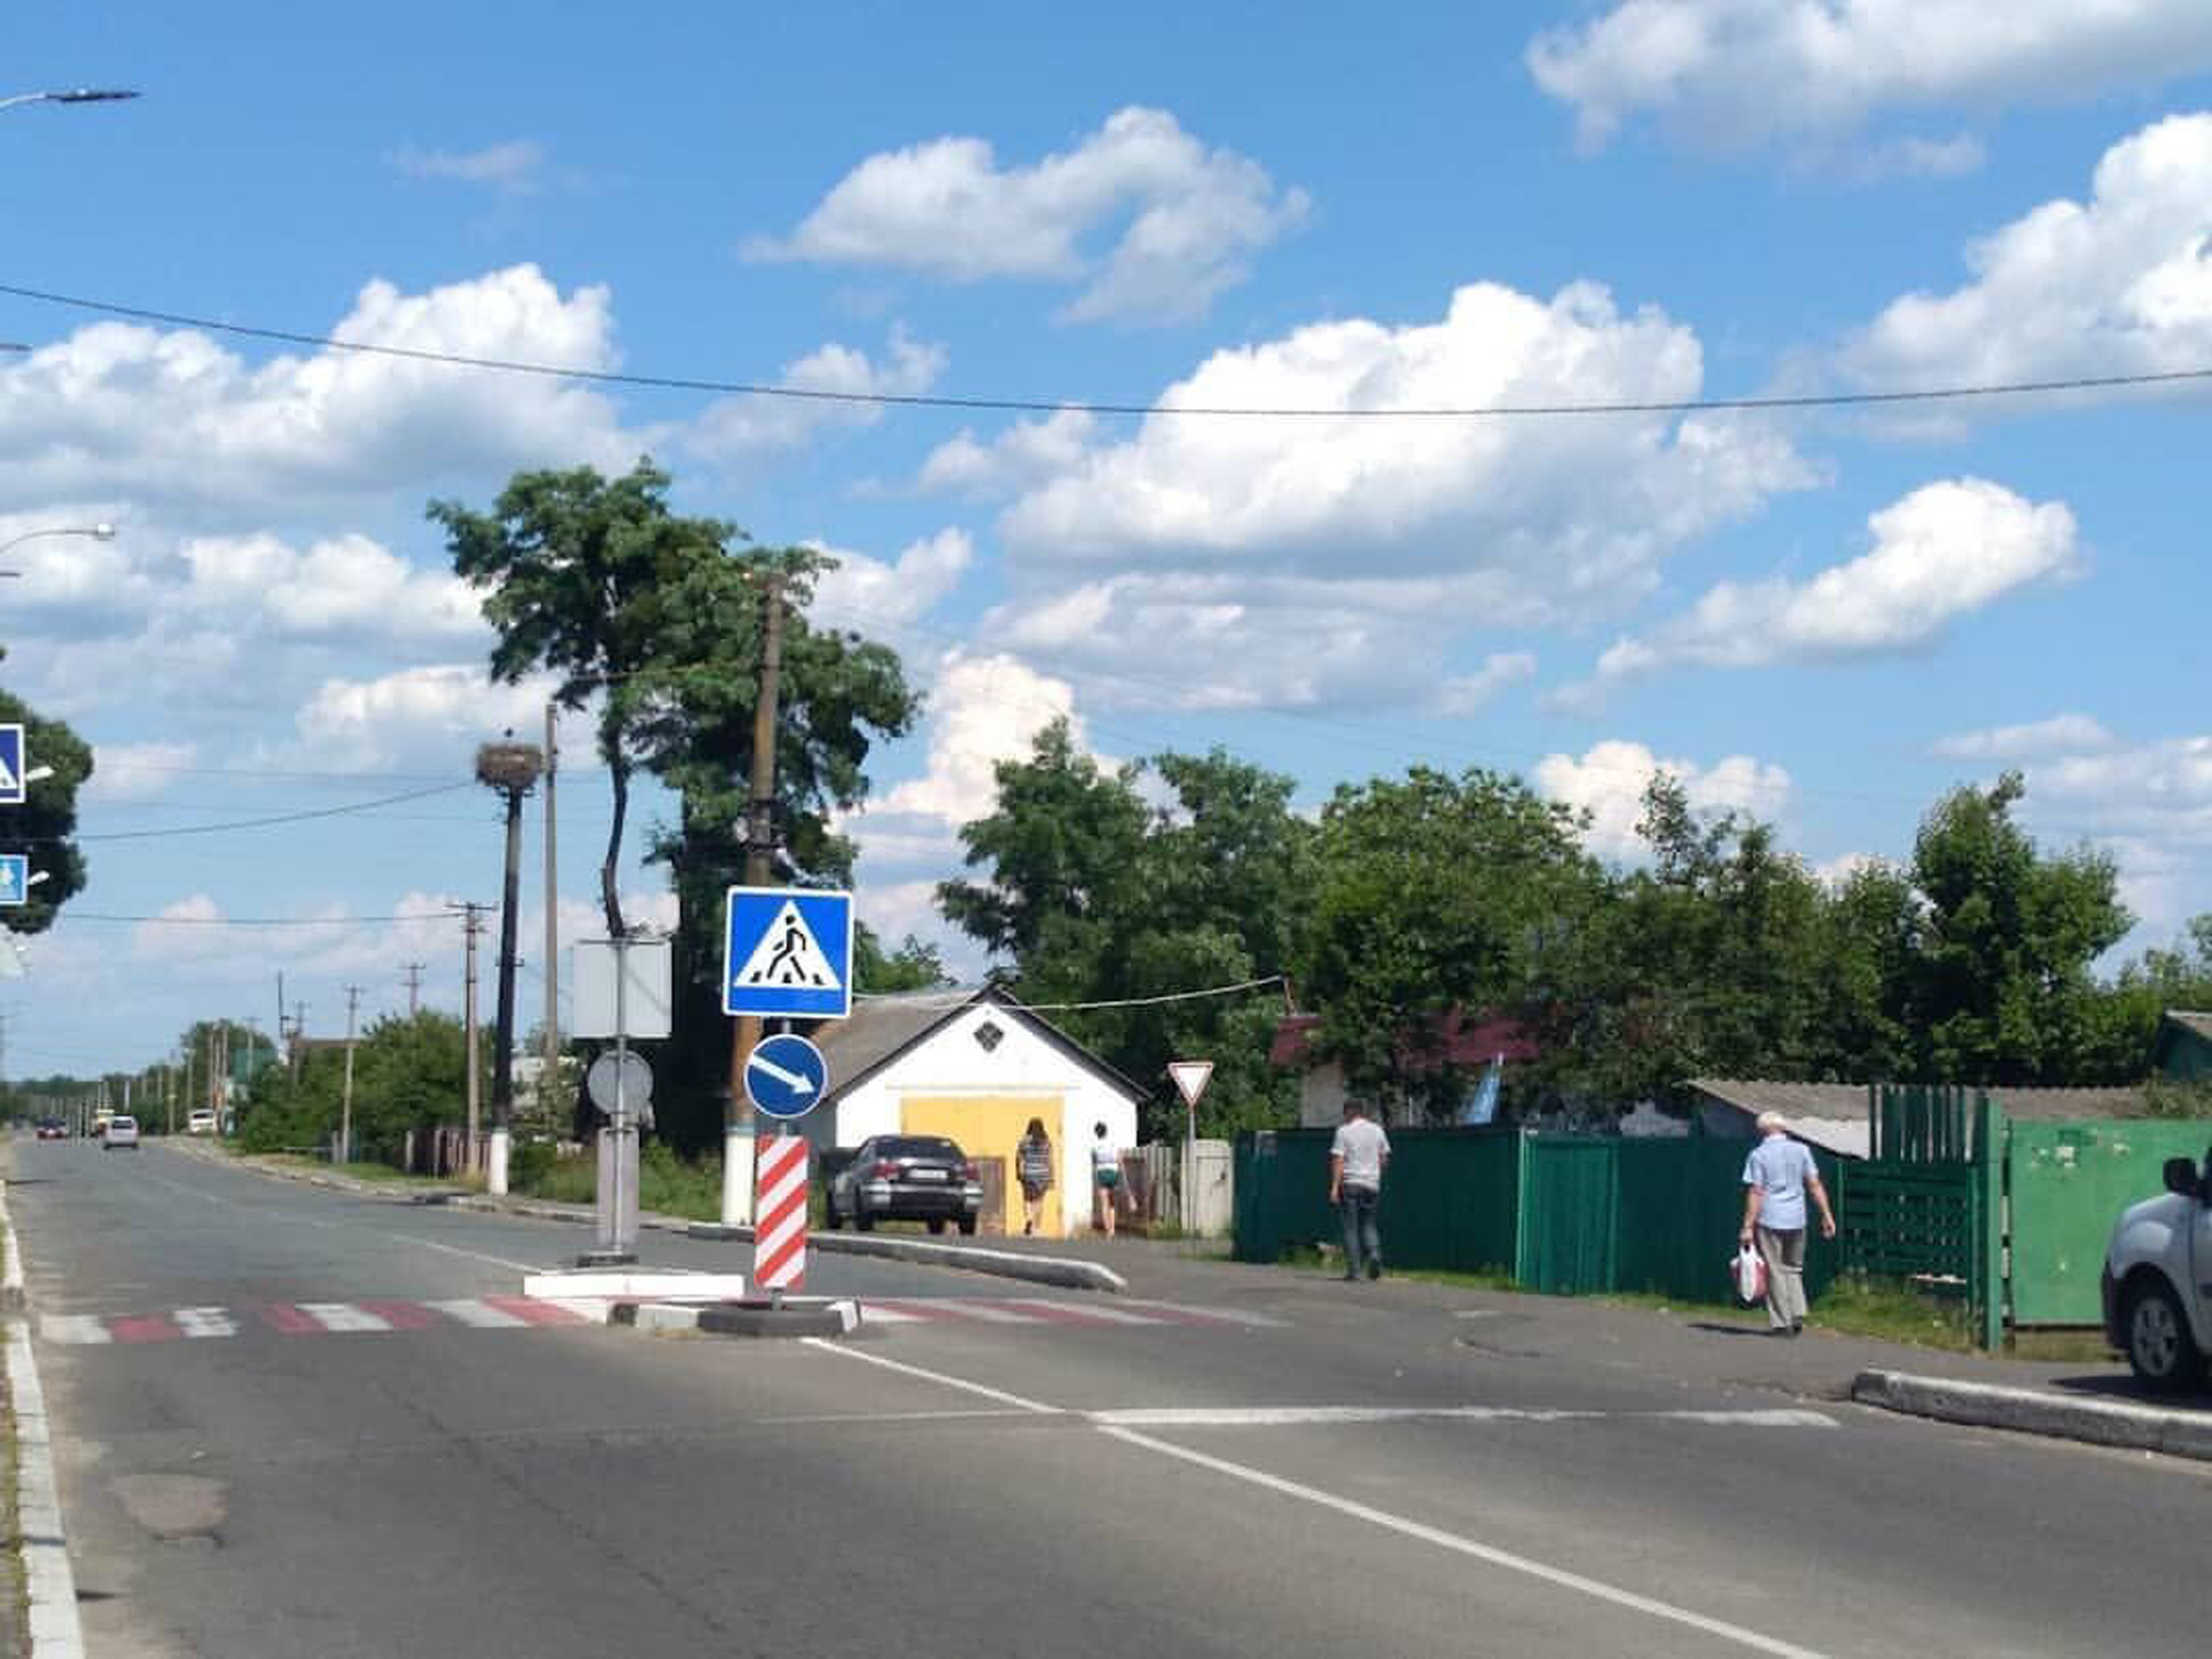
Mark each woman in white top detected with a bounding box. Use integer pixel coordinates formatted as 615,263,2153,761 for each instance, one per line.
1090,1122,1122,1237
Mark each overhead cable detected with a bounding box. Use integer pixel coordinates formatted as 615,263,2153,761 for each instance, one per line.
3,279,2208,419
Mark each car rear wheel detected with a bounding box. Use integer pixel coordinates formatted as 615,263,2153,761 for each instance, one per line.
825,1193,845,1231
2124,1278,2205,1392
854,1202,875,1232
957,1216,978,1236
927,1218,946,1235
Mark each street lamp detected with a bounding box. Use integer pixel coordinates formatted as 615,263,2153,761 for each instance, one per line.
0,88,138,114
1,521,114,578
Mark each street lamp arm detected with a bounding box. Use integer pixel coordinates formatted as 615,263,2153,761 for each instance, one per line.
1,88,139,112
0,524,116,559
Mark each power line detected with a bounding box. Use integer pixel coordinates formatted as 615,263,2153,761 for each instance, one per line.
5,278,2208,419
854,973,1288,1013
43,781,474,842
57,909,482,927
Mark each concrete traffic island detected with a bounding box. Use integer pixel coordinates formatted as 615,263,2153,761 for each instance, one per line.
614,1297,860,1339
1853,1368,2212,1462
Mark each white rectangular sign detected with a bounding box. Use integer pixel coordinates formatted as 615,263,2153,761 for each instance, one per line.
572,937,673,1040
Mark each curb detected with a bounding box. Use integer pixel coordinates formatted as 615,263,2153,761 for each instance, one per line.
4,1186,87,1656
614,1298,860,1339
170,1142,1128,1294
1852,1368,2212,1462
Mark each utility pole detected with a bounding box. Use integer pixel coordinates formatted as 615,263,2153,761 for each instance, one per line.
476,739,543,1197
340,986,361,1163
542,699,560,1152
723,571,786,1228
290,1001,306,1079
462,903,486,1173
275,972,287,1069
402,962,425,1017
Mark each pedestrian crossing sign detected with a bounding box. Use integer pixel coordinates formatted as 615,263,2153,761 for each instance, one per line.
0,854,28,908
0,725,24,808
723,886,854,1019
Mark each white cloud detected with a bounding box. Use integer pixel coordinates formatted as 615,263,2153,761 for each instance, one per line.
1852,132,1987,182
1534,739,1794,863
1435,653,1538,715
1845,112,2212,402
746,107,1309,324
1999,732,2212,944
683,329,945,462
1931,713,2119,760
1564,478,2077,706
390,139,548,193
972,279,1809,709
808,528,973,630
84,741,200,802
0,265,634,522
873,651,1086,827
1528,1,2212,152
181,532,486,643
918,408,1099,498
275,664,562,775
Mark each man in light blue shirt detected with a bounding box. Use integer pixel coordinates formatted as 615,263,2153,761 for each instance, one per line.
1739,1113,1837,1335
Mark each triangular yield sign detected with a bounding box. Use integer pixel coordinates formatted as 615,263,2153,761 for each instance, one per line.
733,899,843,991
1167,1060,1214,1108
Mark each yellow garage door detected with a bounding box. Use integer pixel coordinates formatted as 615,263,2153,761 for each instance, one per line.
900,1095,1063,1238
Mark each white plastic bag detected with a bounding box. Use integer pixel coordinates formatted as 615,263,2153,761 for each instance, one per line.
1731,1244,1768,1305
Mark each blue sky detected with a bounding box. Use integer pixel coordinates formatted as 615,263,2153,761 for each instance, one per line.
7,2,2212,1077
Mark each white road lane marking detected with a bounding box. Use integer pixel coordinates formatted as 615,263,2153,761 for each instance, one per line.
395,1235,544,1273
801,1340,1835,1659
299,1303,393,1333
1098,1426,1830,1659
1089,1406,1838,1429
1002,1299,1169,1326
425,1299,531,1329
1118,1298,1289,1326
172,1307,238,1339
916,1300,1047,1324
799,1337,1063,1416
38,1316,111,1345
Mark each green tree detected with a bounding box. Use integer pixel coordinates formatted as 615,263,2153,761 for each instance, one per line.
626,547,921,1149
941,732,1312,1136
855,929,951,994
1300,767,1602,1121
0,689,93,935
1911,772,2133,1083
433,460,735,935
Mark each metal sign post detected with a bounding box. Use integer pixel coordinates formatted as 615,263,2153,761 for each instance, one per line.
1168,1061,1215,1236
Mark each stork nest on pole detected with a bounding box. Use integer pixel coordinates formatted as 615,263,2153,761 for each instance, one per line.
474,741,545,793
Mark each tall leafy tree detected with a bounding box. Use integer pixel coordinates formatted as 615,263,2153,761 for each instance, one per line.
0,688,93,936
432,460,735,936
1300,767,1602,1120
1911,772,2133,1083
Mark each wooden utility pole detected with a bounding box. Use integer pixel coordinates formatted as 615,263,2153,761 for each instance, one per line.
402,963,425,1017
476,739,542,1198
723,572,786,1227
340,986,361,1163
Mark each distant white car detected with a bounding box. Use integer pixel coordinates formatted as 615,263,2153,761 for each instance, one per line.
2104,1145,2212,1390
102,1115,141,1151
187,1109,218,1136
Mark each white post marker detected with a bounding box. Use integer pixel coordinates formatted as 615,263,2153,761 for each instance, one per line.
754,1134,809,1302
1168,1060,1214,1235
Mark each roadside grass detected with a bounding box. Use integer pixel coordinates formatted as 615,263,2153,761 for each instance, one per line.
2,1225,25,1657
257,1153,478,1192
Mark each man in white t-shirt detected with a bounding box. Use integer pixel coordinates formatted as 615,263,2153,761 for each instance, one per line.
1328,1099,1392,1281
1739,1112,1837,1335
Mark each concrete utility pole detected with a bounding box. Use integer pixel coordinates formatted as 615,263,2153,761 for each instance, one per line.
477,739,543,1197
402,962,425,1017
462,903,485,1172
542,700,560,1140
340,987,361,1163
723,572,786,1229
290,1001,306,1079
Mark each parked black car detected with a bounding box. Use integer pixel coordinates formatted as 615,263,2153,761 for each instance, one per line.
825,1135,983,1235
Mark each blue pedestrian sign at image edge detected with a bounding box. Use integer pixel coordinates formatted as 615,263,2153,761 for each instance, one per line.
723,886,854,1020
0,854,28,909
745,1032,829,1120
0,725,24,808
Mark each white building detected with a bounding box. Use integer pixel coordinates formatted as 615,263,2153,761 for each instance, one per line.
801,988,1144,1239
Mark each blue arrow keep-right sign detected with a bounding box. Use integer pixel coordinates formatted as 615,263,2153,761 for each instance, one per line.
0,854,29,908
744,1033,829,1120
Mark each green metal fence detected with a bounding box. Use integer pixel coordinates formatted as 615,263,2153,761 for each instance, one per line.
1235,1127,1835,1304
2008,1119,2212,1325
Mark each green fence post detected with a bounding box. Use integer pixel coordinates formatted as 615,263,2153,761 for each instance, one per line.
1512,1128,1532,1290
1976,1094,2005,1351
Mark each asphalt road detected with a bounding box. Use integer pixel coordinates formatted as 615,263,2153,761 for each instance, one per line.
11,1136,2212,1658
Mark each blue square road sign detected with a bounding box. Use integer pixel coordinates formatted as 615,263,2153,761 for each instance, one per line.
0,725,24,808
723,886,854,1020
0,854,28,908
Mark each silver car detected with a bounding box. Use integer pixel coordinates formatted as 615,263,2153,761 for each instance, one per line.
102,1114,141,1150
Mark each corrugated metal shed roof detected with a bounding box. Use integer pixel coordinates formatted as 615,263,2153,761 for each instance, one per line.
2164,1010,2212,1041
1688,1077,2158,1126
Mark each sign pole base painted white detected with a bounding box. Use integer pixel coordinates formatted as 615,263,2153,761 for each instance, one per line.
722,1125,755,1226
486,1126,510,1196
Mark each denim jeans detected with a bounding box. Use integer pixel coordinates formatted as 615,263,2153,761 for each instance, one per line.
1339,1186,1382,1276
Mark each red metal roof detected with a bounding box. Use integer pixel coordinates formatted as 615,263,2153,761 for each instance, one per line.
1271,1009,1539,1072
